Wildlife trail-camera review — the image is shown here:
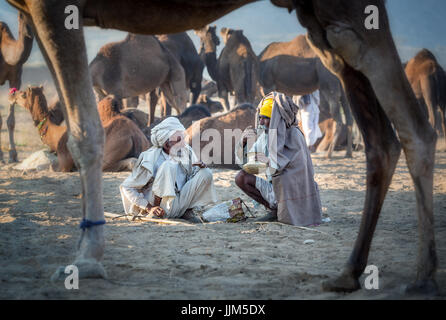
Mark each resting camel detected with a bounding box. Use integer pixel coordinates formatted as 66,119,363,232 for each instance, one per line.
259,35,353,158
89,33,188,126
0,12,33,163
195,26,259,111
9,87,149,172
405,49,446,145
185,103,256,168
7,0,437,295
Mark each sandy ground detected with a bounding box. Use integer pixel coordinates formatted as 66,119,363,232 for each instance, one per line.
0,104,445,300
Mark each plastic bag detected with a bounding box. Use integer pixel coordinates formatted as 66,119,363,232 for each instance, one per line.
202,198,246,223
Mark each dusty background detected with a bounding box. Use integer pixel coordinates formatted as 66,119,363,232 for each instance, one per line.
0,103,445,300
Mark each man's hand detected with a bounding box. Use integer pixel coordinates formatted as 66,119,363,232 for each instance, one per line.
146,205,165,218
192,161,207,168
241,126,257,147
256,152,269,165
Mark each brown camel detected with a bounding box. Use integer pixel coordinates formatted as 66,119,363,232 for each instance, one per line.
195,26,259,111
185,103,256,168
7,0,438,295
405,49,446,145
259,35,353,158
89,33,188,126
0,12,33,163
9,87,149,172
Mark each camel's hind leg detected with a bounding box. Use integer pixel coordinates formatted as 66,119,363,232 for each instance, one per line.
298,0,437,294
324,66,402,292
25,2,106,279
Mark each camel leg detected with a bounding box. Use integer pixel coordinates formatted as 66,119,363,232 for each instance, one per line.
0,112,3,163
219,89,230,112
25,2,106,279
298,2,437,294
322,66,402,292
326,100,342,159
146,91,158,126
420,75,437,130
439,108,446,146
341,92,353,158
6,103,18,163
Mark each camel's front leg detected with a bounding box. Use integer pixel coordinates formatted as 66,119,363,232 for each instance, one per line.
24,2,106,279
7,103,18,163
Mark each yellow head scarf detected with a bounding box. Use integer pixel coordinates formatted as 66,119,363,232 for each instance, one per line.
259,98,273,118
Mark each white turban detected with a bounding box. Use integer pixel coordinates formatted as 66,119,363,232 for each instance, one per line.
150,117,185,147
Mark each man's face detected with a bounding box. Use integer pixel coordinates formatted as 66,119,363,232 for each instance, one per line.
259,116,270,131
163,131,185,156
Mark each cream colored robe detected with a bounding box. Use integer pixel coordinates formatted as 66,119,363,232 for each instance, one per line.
120,145,217,218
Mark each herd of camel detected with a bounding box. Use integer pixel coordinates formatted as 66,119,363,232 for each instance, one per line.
1,0,445,295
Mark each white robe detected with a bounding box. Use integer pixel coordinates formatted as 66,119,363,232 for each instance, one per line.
120,145,217,218
295,91,323,147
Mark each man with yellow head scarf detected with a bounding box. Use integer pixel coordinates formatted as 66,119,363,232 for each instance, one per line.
235,92,322,227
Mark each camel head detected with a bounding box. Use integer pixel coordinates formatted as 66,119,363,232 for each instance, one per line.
194,25,220,52
9,86,49,126
220,28,244,45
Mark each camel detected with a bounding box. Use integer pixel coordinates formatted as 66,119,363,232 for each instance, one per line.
157,32,204,105
405,49,446,145
185,103,256,168
122,104,212,140
7,0,437,295
259,35,353,158
89,33,188,126
0,12,33,163
9,87,149,172
195,26,259,111
196,94,224,114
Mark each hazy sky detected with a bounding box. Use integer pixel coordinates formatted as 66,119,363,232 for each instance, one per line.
1,0,445,70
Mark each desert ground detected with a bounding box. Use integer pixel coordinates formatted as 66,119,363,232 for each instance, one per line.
0,103,445,300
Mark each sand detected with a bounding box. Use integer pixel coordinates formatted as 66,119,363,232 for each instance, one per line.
0,105,445,299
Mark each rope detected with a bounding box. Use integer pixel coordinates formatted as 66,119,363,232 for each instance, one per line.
77,218,106,250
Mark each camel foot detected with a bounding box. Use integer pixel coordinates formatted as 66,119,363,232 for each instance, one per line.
344,152,353,159
51,258,107,282
322,273,361,293
8,150,18,163
404,279,439,296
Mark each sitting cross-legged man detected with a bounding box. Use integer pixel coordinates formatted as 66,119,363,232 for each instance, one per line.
235,92,322,227
120,117,217,223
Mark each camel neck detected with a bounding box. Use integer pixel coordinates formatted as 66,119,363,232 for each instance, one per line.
1,20,33,66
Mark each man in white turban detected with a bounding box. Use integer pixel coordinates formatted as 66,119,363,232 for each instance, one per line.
120,117,217,222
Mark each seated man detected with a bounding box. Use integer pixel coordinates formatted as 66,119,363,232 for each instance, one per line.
120,117,217,223
235,92,322,227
